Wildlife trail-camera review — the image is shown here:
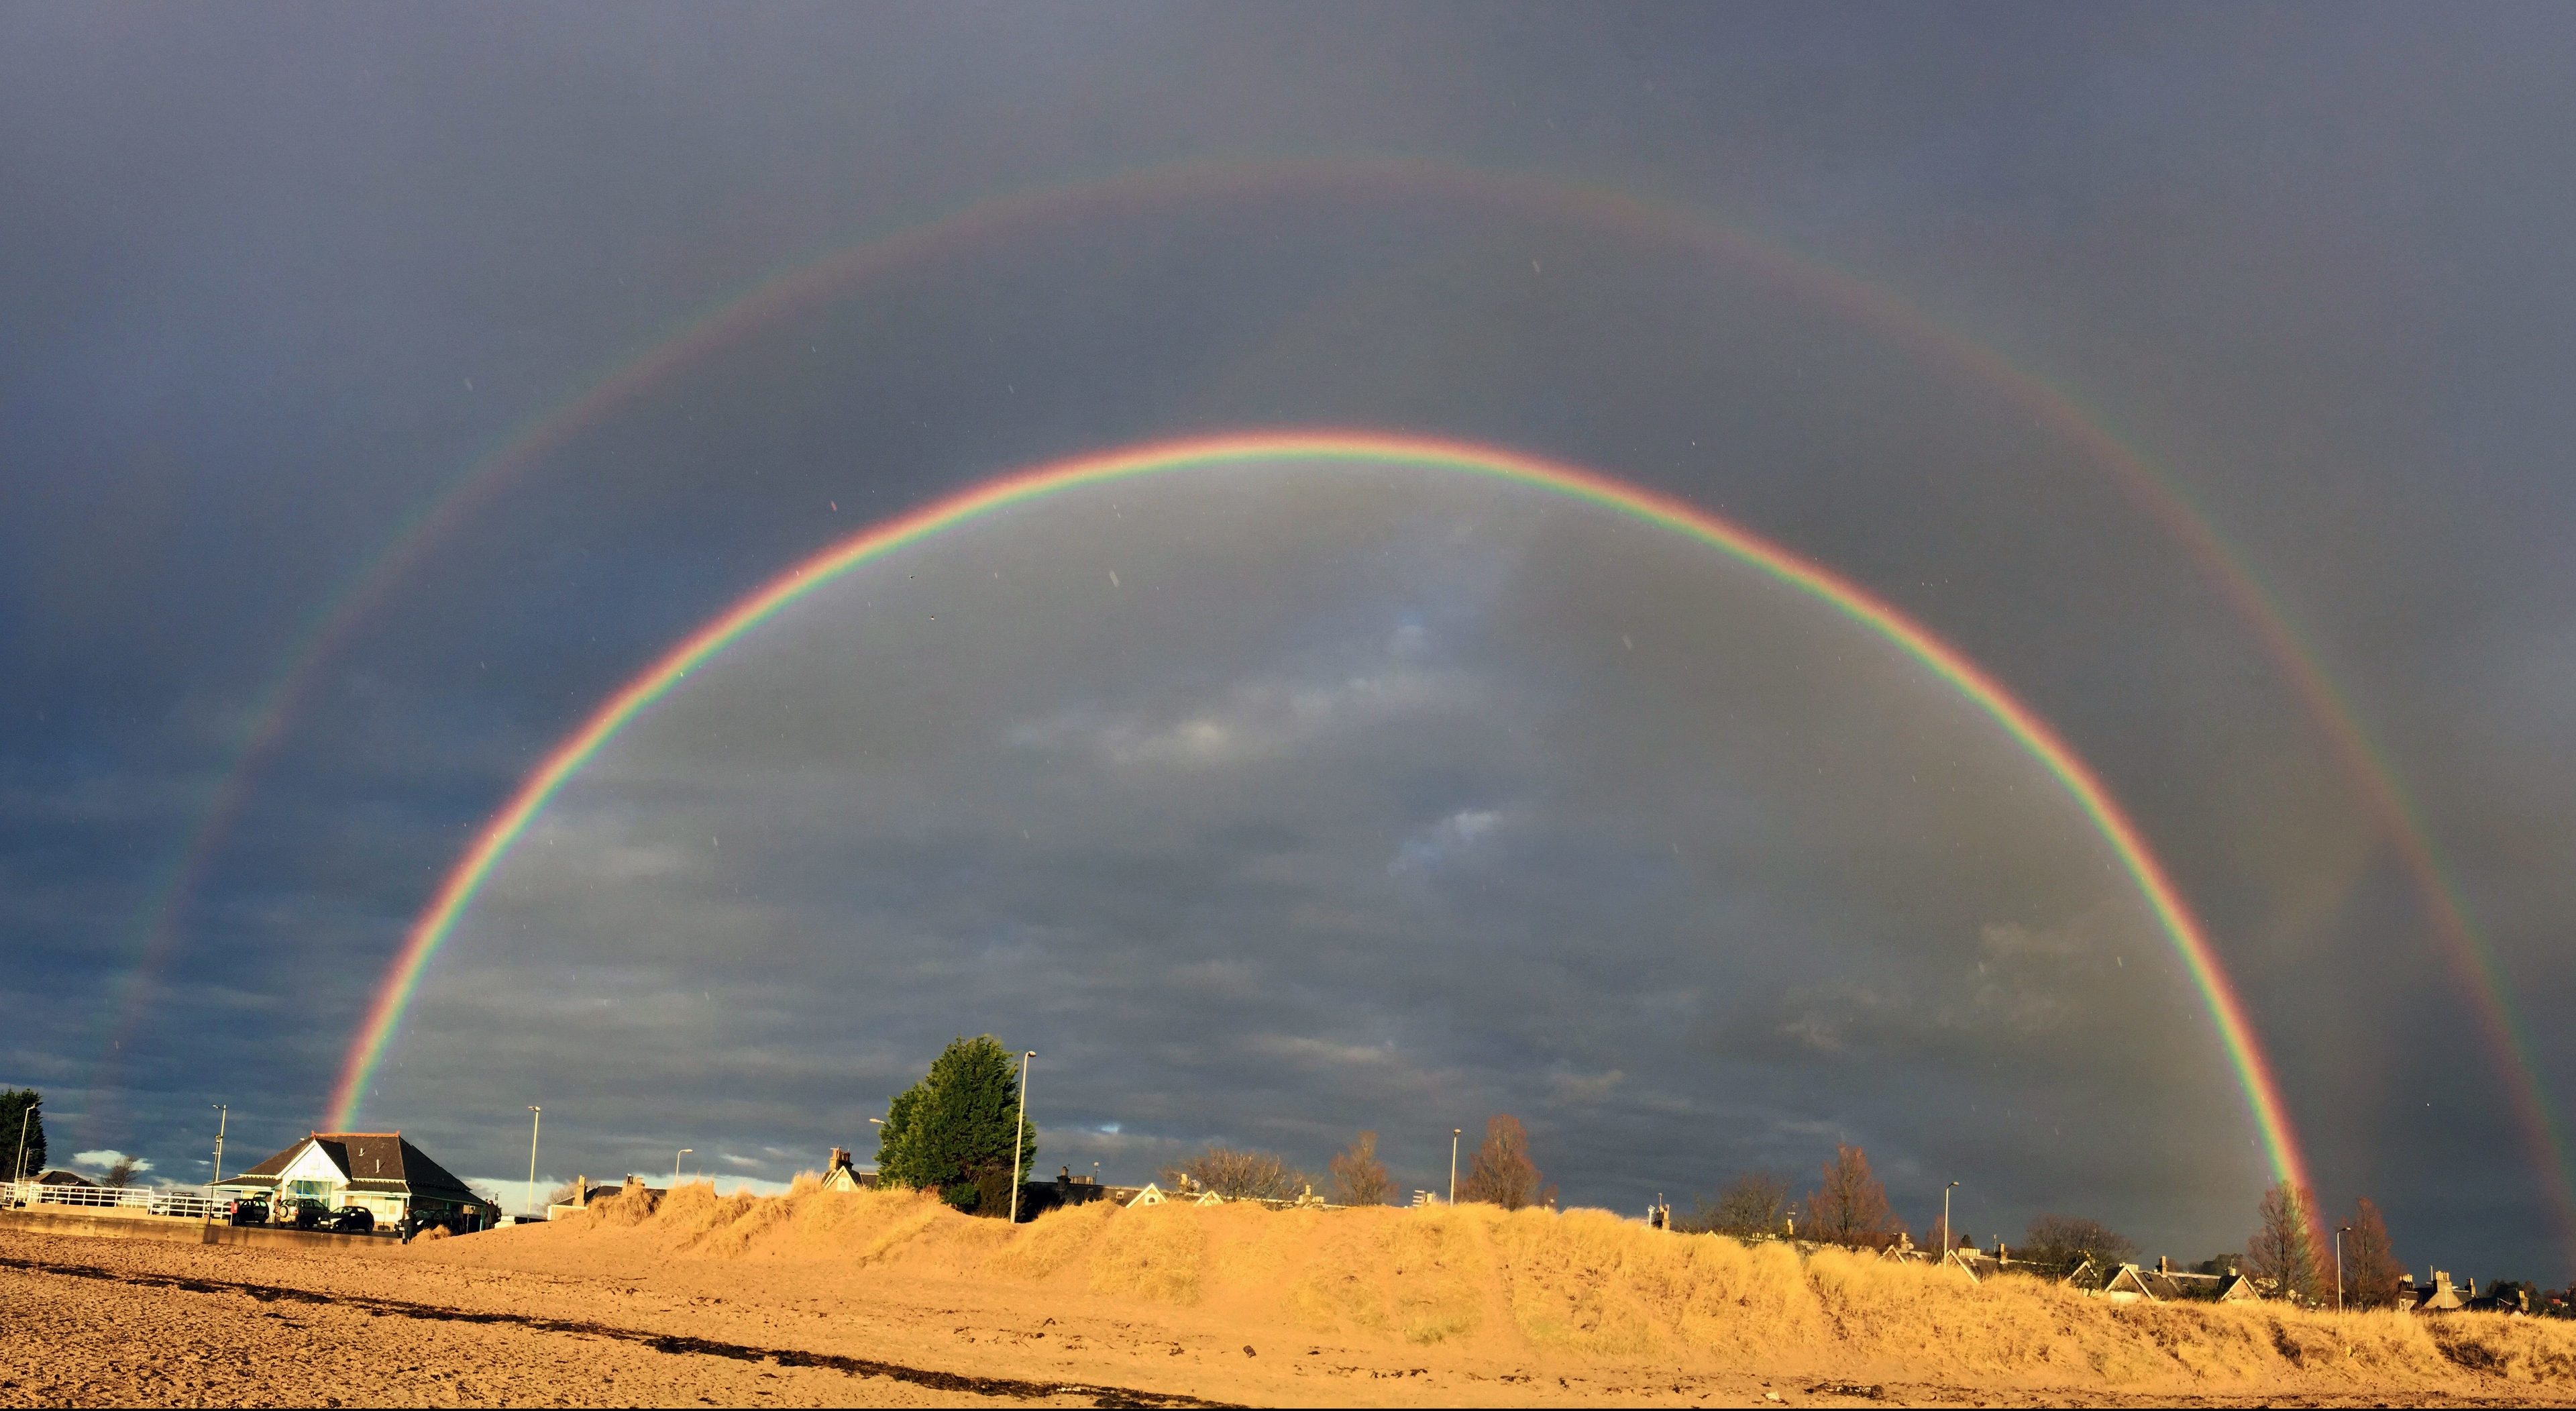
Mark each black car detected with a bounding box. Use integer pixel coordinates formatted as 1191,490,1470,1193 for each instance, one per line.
226,1197,270,1226
286,1197,331,1230
397,1210,461,1242
327,1205,374,1233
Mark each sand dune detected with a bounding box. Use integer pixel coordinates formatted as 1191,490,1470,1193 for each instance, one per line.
427,1177,2576,1402
9,1183,2569,1406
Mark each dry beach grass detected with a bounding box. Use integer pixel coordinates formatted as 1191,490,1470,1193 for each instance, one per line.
4,1180,2571,1406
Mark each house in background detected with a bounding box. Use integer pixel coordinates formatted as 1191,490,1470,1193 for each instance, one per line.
547,1173,653,1218
2404,1270,2471,1312
216,1132,496,1231
2101,1257,2260,1304
818,1147,877,1193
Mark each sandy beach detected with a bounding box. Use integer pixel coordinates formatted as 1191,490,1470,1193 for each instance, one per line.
5,1188,2570,1408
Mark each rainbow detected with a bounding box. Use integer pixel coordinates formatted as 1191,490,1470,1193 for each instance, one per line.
323,431,2316,1202
111,157,2554,1249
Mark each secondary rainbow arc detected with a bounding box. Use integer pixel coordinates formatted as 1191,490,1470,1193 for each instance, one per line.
102,159,2556,1251
325,430,2316,1206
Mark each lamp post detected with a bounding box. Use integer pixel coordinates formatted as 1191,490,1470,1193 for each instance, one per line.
1008,1051,1035,1224
2337,1224,2353,1314
674,1149,692,1188
524,1106,541,1220
9,1096,36,1188
1942,1180,1960,1256
211,1104,228,1186
1449,1129,1462,1205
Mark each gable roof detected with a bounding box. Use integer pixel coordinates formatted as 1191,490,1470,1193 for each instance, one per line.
223,1132,486,1205
2102,1264,2159,1299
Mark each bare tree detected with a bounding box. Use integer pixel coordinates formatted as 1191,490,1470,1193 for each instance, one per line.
2247,1180,2324,1303
2343,1197,2405,1309
1165,1146,1311,1202
2021,1214,2139,1277
1686,1172,1790,1237
102,1156,141,1189
1456,1115,1544,1210
1804,1143,1897,1249
1328,1131,1393,1206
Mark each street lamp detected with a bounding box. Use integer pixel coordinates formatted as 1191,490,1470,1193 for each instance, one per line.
674,1149,692,1189
1008,1051,1035,1224
9,1096,36,1189
1943,1181,1960,1256
525,1106,542,1220
2337,1224,2353,1314
1449,1129,1462,1205
211,1105,229,1187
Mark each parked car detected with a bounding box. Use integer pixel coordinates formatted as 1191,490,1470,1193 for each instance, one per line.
226,1197,270,1226
286,1198,331,1230
327,1205,374,1233
397,1210,459,1243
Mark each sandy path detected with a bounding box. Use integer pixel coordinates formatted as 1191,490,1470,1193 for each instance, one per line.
0,1231,1175,1408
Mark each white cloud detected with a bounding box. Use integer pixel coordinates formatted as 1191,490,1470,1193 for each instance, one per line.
1010,666,1470,770
1391,806,1508,873
1547,1068,1627,1104
71,1149,149,1173
1252,1035,1402,1069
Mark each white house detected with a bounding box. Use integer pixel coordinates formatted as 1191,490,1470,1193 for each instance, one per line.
216,1132,496,1230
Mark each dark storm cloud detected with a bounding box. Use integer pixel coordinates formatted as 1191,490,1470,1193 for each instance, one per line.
369,466,2256,1249
5,4,2575,1276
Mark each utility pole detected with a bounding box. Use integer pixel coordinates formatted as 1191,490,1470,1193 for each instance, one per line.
674,1149,692,1188
1449,1129,1462,1204
211,1105,228,1186
2337,1224,2352,1314
1942,1180,1960,1255
1008,1051,1035,1224
525,1106,541,1221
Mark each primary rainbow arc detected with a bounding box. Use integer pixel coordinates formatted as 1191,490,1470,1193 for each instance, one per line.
325,430,2313,1198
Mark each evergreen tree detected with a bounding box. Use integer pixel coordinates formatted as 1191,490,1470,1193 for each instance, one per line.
873,1037,1035,1216
0,1090,43,1182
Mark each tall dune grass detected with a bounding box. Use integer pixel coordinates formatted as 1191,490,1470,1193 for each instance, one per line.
547,1182,2576,1392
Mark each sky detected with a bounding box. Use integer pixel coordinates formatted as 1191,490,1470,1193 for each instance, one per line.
4,3,2574,1280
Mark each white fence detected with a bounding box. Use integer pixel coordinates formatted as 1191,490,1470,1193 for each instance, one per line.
5,1180,226,1220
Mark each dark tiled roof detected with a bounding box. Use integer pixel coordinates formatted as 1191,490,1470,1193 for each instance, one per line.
226,1132,488,1206
233,1138,314,1180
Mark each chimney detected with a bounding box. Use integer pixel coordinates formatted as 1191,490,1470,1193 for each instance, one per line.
2157,1255,2169,1274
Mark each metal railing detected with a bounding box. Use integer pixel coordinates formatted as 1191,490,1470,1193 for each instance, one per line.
5,1180,225,1220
